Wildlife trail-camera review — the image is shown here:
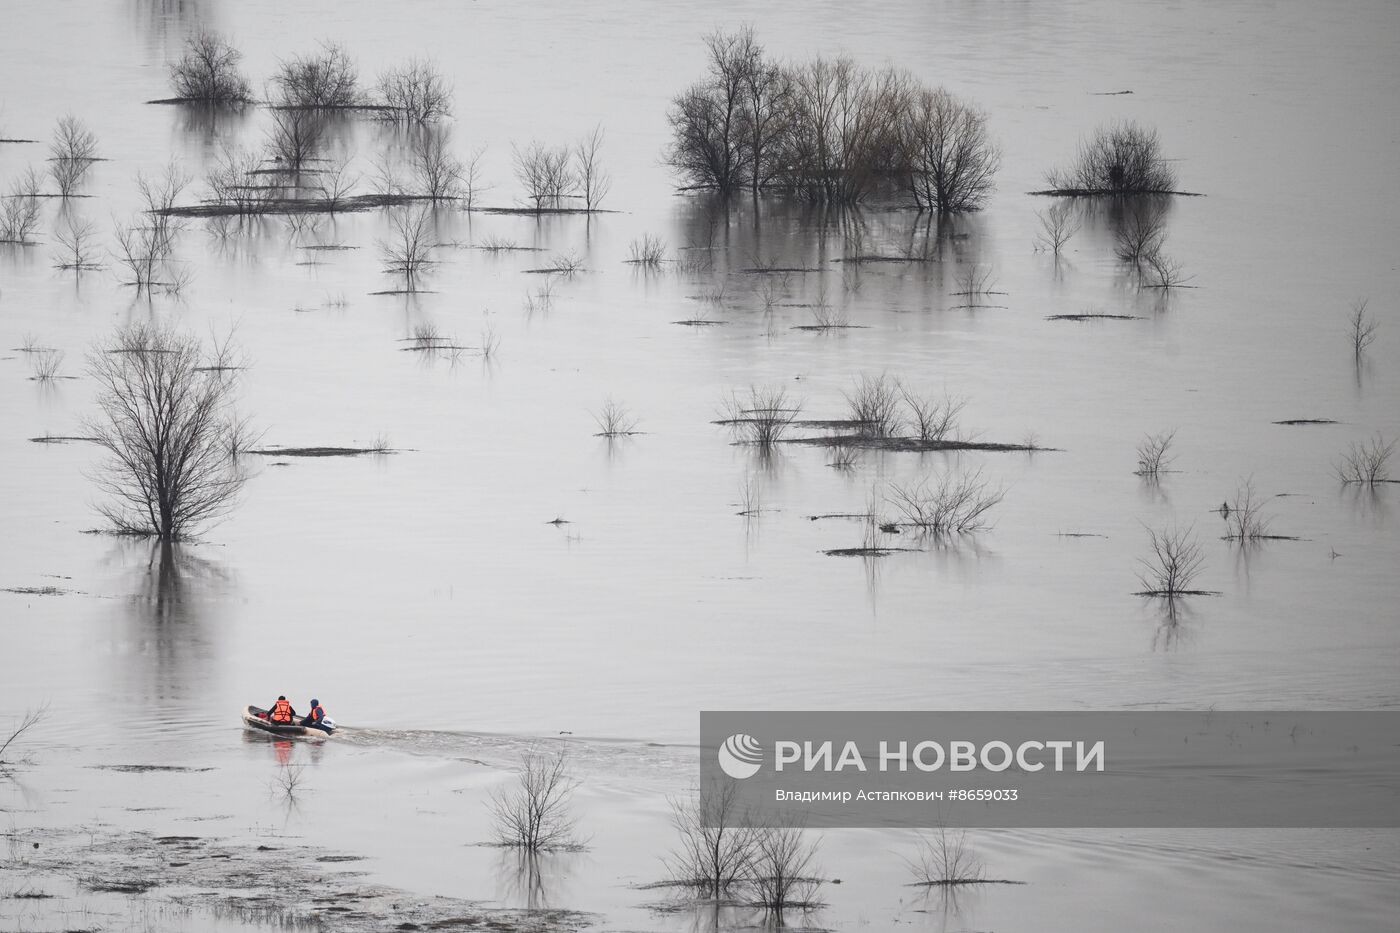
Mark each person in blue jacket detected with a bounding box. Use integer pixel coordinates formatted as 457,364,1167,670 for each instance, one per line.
302,698,330,733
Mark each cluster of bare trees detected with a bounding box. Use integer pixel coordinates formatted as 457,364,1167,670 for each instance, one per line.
0,173,42,243
667,28,999,211
511,125,610,211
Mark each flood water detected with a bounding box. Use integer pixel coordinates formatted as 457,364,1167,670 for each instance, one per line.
2,1,1398,931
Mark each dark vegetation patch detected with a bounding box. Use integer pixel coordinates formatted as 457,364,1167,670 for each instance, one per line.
90,765,214,773
475,206,618,216
0,138,40,144
1030,188,1204,197
738,266,823,274
824,546,920,557
1046,313,1141,321
315,855,365,863
248,445,391,457
7,890,55,899
1273,419,1338,426
159,193,435,218
672,319,727,327
84,878,157,893
2,586,74,596
299,244,358,251
831,255,933,264
785,434,1049,453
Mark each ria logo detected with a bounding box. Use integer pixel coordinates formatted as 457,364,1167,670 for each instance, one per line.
718,733,763,779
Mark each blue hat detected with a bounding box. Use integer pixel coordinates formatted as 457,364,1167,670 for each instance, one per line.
311,698,319,705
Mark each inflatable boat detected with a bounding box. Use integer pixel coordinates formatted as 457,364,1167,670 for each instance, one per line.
241,704,336,737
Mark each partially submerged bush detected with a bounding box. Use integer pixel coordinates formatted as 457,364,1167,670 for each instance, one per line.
885,469,1004,534
1136,524,1205,597
722,385,802,448
845,373,901,437
272,42,360,108
376,58,451,123
1337,434,1395,486
169,30,251,102
1046,120,1176,193
0,179,41,243
907,826,985,885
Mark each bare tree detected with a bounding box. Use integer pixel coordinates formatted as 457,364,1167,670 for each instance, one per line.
1136,525,1206,596
1047,120,1177,193
376,58,452,123
1143,250,1190,289
1115,203,1167,265
488,745,583,851
411,130,463,202
85,323,251,540
206,146,265,214
53,214,101,270
664,782,760,900
460,144,488,211
378,206,435,290
901,87,1000,213
1347,298,1378,358
112,164,190,293
574,124,611,211
512,141,574,210
265,107,325,173
272,42,360,107
49,115,98,197
1034,202,1081,254
318,153,359,210
665,29,758,192
0,704,49,768
169,30,251,102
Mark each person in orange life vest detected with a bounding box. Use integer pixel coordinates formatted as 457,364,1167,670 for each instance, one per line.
302,698,329,732
268,696,296,723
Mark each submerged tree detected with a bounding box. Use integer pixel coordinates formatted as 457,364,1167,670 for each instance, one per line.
85,322,252,540
901,87,1000,213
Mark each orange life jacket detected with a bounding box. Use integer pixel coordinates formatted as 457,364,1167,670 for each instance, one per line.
270,699,293,723
307,704,323,722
